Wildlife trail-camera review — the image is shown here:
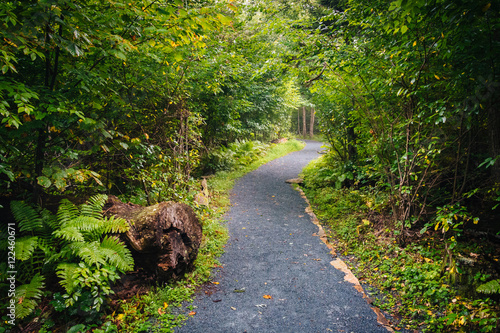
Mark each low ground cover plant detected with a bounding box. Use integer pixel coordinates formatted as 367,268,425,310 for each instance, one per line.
0,139,303,333
301,153,500,332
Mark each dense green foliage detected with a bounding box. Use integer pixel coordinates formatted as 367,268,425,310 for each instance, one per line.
1,0,499,331
277,0,500,330
0,0,307,329
74,140,303,333
0,0,304,208
1,194,133,325
302,155,500,331
304,0,500,235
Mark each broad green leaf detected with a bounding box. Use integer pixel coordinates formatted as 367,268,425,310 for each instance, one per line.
37,176,52,188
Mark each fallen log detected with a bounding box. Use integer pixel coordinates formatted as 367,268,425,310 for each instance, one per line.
103,195,203,282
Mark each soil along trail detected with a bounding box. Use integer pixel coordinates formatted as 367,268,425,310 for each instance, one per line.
177,140,388,333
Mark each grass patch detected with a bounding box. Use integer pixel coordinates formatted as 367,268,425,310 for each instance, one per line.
300,154,500,333
101,139,305,333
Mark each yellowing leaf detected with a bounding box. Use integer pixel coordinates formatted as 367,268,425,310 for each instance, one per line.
164,302,169,308
434,75,440,80
227,3,238,12
413,41,417,47
116,313,124,321
217,14,233,25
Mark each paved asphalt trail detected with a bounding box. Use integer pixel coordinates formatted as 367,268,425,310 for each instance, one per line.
176,140,387,333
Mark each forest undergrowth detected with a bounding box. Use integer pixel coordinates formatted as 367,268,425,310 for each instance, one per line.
0,139,304,333
301,154,500,332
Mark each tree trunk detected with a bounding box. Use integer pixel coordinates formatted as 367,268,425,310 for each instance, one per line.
297,108,301,136
488,103,500,183
302,106,307,139
310,107,315,138
103,196,203,282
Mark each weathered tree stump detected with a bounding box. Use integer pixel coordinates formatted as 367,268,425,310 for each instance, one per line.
103,196,203,282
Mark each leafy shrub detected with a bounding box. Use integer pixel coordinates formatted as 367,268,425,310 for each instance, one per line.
0,194,133,322
301,155,500,332
200,140,270,174
202,146,236,173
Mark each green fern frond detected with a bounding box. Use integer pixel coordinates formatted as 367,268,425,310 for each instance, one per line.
15,249,47,284
70,241,107,268
15,236,39,261
100,236,134,271
57,199,80,227
477,279,500,294
40,208,59,230
45,246,71,265
10,201,43,233
53,226,85,242
80,194,107,220
71,216,103,232
15,274,45,319
56,263,80,294
101,215,130,234
36,232,58,256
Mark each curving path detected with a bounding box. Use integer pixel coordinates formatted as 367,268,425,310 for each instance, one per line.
176,140,388,333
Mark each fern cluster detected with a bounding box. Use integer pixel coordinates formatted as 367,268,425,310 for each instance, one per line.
0,194,134,320
477,279,500,295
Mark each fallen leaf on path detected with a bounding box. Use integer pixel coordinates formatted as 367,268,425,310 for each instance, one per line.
188,311,196,316
313,258,321,261
231,307,236,310
263,295,272,299
212,281,219,285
